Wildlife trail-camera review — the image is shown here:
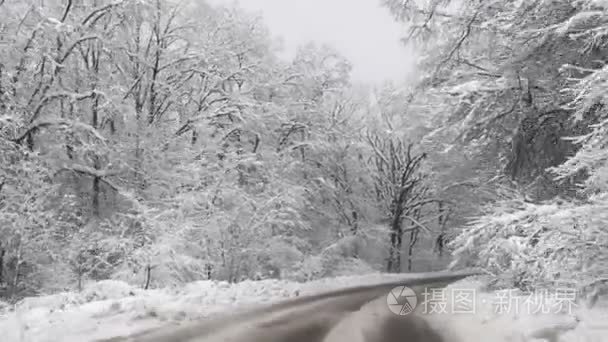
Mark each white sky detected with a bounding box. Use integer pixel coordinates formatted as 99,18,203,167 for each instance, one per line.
209,0,415,85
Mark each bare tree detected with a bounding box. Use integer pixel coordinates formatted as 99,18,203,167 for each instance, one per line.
366,132,437,272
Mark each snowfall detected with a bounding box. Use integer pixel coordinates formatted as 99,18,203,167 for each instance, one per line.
0,274,607,342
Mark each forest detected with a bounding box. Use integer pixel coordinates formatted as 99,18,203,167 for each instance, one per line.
0,0,607,306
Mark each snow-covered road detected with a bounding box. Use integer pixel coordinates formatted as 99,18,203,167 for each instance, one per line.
0,275,606,342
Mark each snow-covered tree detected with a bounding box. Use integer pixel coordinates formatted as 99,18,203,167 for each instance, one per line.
380,0,608,298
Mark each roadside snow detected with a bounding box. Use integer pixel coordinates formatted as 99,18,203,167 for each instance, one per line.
0,274,397,341
0,275,606,342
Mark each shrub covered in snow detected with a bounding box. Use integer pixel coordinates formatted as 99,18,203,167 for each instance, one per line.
449,194,608,301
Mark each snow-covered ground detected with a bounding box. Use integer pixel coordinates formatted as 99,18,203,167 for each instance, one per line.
0,275,607,342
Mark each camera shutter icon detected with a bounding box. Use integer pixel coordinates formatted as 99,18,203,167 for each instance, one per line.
386,285,418,315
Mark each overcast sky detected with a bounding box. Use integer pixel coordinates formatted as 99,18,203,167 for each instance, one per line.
209,0,415,85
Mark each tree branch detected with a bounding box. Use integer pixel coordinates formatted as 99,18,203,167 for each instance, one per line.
82,1,122,26
60,0,72,22
434,8,480,75
56,165,121,192
15,118,106,145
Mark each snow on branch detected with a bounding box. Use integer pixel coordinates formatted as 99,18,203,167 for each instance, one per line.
58,36,103,65
30,90,106,123
59,164,120,179
14,118,107,145
554,10,608,36
449,196,608,292
56,164,123,193
434,7,481,76
82,1,125,26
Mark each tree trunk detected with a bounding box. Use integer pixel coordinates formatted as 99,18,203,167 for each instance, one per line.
435,202,450,259
437,201,445,257
387,211,403,273
407,228,419,272
10,242,22,298
351,211,359,258
206,263,213,280
144,264,152,289
77,268,83,292
92,176,100,217
0,244,5,285
406,209,421,272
